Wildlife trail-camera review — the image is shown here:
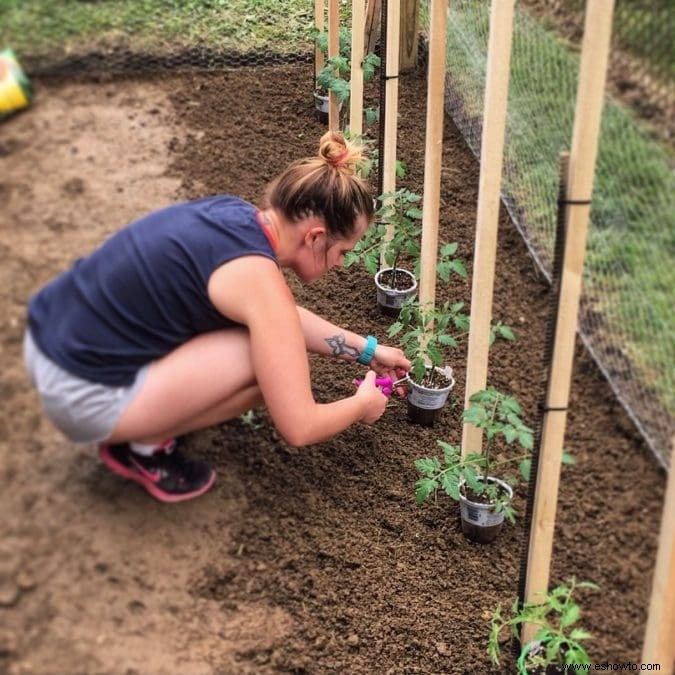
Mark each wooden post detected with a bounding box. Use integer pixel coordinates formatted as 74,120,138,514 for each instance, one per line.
642,438,675,673
315,0,325,79
461,0,515,457
399,0,420,72
380,0,401,260
522,0,615,645
364,0,382,57
349,0,366,137
328,0,340,132
418,0,448,310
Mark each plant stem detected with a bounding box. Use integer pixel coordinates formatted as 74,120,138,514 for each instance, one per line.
483,394,501,479
391,252,401,287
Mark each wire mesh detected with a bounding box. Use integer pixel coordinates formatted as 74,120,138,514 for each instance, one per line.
421,0,674,468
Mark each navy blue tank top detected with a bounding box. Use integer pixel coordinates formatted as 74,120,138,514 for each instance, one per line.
28,195,278,386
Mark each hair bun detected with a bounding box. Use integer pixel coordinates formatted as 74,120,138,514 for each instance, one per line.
318,130,362,173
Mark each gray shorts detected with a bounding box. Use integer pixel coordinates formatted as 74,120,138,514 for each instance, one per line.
23,330,150,444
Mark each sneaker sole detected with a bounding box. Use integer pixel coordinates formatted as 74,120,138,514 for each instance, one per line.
99,445,216,503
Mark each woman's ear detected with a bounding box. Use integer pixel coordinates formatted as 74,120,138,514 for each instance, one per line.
304,223,327,247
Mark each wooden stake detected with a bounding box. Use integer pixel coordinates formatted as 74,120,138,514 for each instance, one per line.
380,0,401,261
364,0,382,57
418,0,448,310
399,0,420,72
522,0,615,645
349,0,366,137
328,0,340,132
642,437,675,672
315,0,325,79
461,0,515,457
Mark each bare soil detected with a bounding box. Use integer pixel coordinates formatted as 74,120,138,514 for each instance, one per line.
0,64,666,674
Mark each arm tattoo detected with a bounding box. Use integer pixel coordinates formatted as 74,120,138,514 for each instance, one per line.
325,334,360,359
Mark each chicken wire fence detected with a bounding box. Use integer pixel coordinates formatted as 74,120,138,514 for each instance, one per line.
2,0,673,467
420,0,674,468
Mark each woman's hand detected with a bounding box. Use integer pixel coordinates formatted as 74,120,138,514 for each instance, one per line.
369,344,410,398
354,370,388,423
371,344,410,379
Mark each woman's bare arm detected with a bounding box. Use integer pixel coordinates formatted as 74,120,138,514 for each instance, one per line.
207,257,387,446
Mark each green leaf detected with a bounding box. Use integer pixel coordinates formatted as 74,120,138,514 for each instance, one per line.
439,334,458,347
563,644,591,666
450,259,468,277
327,54,350,74
364,107,380,125
454,314,470,331
501,396,522,414
502,504,517,524
343,253,358,268
439,442,460,465
362,52,380,81
388,321,403,337
316,67,334,90
499,324,516,340
414,478,438,504
545,638,562,664
518,431,534,450
414,457,441,476
441,242,458,256
426,342,443,366
329,78,351,103
440,472,461,500
569,628,592,641
506,412,523,426
548,597,564,612
520,458,531,481
436,263,450,282
463,465,482,492
561,451,576,465
533,627,552,643
560,603,580,627
364,255,379,275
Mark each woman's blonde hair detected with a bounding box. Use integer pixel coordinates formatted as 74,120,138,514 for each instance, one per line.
264,131,374,241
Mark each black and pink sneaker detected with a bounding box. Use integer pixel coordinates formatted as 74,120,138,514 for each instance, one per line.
98,442,215,503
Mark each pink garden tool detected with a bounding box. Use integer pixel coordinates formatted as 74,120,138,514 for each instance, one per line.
352,376,408,397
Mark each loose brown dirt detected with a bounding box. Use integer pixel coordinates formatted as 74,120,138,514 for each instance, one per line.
0,64,666,674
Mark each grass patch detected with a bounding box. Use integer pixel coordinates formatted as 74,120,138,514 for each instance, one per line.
0,0,316,58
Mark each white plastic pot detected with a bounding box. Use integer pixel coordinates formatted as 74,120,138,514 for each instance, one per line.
458,476,513,544
374,267,417,315
406,366,455,410
313,90,329,115
313,91,343,122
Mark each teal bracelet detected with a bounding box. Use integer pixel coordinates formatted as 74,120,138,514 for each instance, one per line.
357,335,377,365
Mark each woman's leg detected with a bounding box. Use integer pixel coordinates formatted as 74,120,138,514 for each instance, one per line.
106,328,263,445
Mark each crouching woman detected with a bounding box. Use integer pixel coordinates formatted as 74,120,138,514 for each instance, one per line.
24,131,410,502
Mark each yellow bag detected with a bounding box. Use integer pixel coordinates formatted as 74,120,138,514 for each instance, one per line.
0,48,33,119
